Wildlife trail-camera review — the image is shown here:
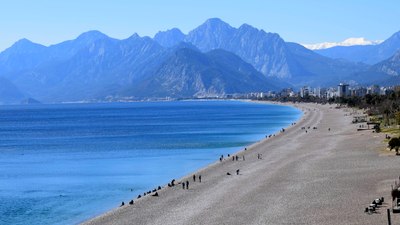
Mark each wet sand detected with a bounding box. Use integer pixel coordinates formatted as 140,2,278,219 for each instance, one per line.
83,103,400,225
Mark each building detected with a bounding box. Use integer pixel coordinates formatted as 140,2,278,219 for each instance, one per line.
337,83,349,97
300,86,310,98
367,85,380,95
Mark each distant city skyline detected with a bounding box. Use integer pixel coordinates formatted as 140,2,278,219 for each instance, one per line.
0,0,399,51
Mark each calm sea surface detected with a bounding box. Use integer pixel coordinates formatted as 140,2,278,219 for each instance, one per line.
0,100,301,225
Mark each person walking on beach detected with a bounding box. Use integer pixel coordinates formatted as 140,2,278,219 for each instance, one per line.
236,169,240,175
193,174,196,182
186,180,189,189
243,155,245,161
182,182,185,189
199,175,202,183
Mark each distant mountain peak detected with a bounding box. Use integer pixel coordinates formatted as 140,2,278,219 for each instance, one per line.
303,37,383,50
76,30,109,42
155,28,184,36
238,23,255,30
204,17,226,24
153,28,185,47
11,38,44,48
15,38,34,45
126,33,141,40
3,38,46,55
198,18,233,30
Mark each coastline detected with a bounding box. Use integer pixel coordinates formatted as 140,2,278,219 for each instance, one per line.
83,102,398,225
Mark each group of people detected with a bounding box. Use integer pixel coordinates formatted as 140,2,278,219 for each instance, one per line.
120,132,278,209
182,174,202,189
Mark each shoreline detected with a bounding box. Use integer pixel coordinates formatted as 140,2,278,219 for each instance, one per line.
80,100,303,224
83,102,398,225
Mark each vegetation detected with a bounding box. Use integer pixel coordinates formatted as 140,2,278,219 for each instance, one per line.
261,89,400,128
260,88,400,149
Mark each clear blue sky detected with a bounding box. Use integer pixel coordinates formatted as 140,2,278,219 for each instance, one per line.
0,0,398,51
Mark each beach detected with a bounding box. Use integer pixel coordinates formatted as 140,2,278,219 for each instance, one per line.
83,102,400,225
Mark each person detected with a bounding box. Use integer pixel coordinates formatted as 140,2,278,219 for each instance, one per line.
171,179,175,186
243,155,245,161
129,200,134,205
199,175,202,183
152,192,158,197
226,172,231,175
236,169,240,175
220,157,222,162
235,155,238,161
186,180,189,189
182,182,185,189
193,174,196,182
120,201,125,207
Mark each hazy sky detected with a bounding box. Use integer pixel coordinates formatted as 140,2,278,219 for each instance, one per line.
0,0,398,51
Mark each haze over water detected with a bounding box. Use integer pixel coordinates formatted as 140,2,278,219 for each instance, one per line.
0,101,301,225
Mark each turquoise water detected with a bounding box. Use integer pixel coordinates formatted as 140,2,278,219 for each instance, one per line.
0,101,301,225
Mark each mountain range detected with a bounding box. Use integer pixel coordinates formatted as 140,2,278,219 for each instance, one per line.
0,18,399,104
315,31,400,64
302,38,382,50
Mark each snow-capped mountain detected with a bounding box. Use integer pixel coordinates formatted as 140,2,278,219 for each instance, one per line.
302,37,382,50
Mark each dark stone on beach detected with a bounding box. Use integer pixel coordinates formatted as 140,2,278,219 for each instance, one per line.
227,172,231,175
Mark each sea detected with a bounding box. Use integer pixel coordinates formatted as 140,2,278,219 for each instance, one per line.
0,100,302,225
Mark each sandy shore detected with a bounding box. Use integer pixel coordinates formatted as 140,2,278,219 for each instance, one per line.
83,102,400,225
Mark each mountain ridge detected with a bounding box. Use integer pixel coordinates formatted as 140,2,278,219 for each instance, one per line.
315,31,400,64
0,18,399,104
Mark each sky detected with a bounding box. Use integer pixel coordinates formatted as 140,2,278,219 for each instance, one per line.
0,0,399,51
